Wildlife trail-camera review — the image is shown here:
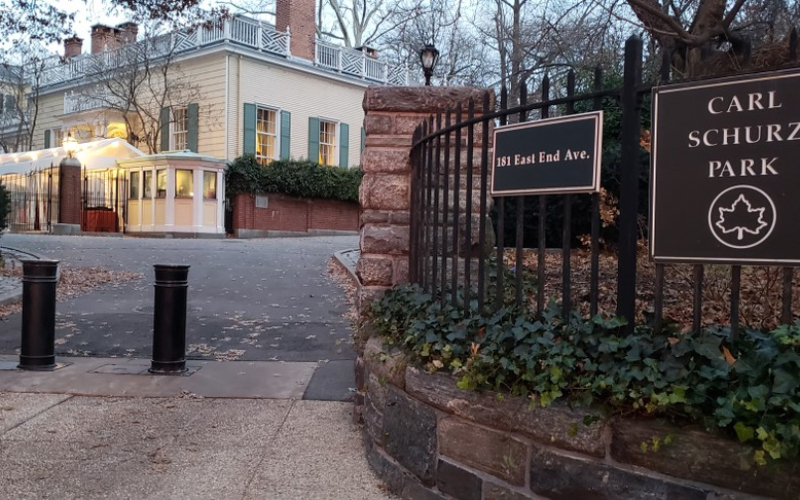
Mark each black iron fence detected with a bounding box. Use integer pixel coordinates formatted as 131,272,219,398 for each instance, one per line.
409,36,798,336
0,165,126,234
82,168,126,233
2,167,60,232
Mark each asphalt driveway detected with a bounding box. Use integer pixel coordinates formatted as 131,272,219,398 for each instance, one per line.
0,234,359,401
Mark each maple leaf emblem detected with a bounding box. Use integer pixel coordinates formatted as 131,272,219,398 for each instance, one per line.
715,194,769,241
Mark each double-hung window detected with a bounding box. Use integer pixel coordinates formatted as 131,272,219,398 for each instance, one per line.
171,106,188,151
256,107,277,164
319,119,337,166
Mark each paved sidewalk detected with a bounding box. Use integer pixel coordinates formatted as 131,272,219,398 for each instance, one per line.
0,356,392,500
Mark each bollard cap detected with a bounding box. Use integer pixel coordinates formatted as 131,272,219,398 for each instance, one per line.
21,260,60,282
154,264,190,284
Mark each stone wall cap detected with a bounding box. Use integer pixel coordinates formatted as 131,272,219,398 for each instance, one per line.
364,86,495,114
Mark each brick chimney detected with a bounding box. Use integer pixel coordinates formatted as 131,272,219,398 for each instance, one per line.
275,0,316,61
64,36,83,59
90,24,121,54
117,22,139,44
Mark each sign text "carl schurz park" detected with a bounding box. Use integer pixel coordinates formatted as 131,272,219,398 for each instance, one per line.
651,70,800,265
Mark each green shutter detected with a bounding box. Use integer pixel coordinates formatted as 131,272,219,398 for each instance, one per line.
339,122,349,168
160,107,170,152
308,117,320,163
280,110,291,160
243,103,256,156
361,126,366,152
44,129,51,149
187,103,199,153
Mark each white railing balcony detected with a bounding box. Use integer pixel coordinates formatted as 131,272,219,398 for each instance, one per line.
63,91,123,114
314,40,408,84
40,15,406,88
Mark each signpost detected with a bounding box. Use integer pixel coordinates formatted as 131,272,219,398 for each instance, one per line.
491,111,603,196
651,69,800,265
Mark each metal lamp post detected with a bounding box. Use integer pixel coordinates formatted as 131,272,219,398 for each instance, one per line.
419,44,439,86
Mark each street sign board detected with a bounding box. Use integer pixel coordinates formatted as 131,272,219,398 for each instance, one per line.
651,69,800,265
490,111,603,196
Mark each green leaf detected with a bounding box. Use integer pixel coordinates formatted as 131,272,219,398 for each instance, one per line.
772,368,798,394
734,422,755,443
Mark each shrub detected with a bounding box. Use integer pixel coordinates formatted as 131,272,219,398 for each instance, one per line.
225,155,362,203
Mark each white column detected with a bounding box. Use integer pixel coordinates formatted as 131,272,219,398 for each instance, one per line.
137,169,143,232
193,168,203,232
165,167,175,230
150,169,156,232
217,170,225,234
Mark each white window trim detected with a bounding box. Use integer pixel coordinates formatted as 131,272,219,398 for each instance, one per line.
318,117,339,167
170,106,188,151
255,104,281,165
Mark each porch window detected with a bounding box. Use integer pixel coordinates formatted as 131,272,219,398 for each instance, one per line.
203,171,216,199
156,169,167,198
143,170,153,199
129,171,140,199
176,169,193,198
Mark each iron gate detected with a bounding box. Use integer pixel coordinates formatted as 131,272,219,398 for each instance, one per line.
409,36,799,337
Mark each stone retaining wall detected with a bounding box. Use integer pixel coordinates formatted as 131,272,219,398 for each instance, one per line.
355,336,798,500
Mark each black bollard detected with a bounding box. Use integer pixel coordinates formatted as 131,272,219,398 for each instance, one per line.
18,260,59,371
150,264,190,374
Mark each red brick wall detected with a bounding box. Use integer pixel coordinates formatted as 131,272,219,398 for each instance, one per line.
233,193,359,234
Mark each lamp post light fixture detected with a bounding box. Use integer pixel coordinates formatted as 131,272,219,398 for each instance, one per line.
62,133,78,159
419,44,439,86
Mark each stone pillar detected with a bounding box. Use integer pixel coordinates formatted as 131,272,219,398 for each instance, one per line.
58,158,82,226
357,87,492,314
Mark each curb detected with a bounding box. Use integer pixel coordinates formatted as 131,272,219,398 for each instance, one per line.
333,248,360,286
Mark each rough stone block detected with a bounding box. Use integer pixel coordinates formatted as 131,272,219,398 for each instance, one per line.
383,386,438,485
364,393,385,443
610,418,800,498
366,136,414,148
364,87,494,114
355,356,366,391
393,257,409,284
437,459,482,500
390,211,411,225
406,368,605,457
361,224,410,255
365,437,407,494
357,255,394,286
357,286,387,315
361,210,391,225
363,336,409,389
438,416,528,487
483,482,534,500
362,149,411,174
402,480,448,500
360,174,410,211
364,114,394,135
367,372,389,410
396,114,428,135
529,446,708,500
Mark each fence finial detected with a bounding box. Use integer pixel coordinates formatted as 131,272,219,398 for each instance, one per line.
790,28,798,60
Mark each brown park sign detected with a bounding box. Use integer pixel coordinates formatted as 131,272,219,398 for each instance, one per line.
651,69,800,265
491,112,603,196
